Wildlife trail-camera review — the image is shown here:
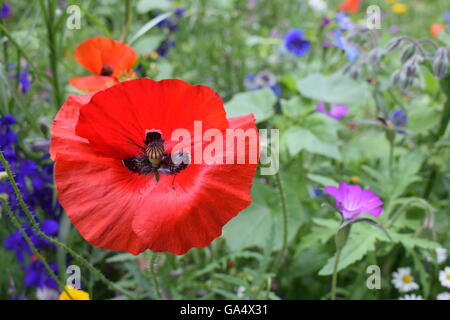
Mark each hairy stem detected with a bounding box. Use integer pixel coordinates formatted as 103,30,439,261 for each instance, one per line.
274,172,288,271
1,198,73,300
0,150,136,300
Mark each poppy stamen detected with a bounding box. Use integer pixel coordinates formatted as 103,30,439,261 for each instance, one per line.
100,64,114,76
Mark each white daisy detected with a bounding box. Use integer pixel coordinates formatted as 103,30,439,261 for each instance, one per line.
439,267,450,288
424,247,448,265
399,294,424,300
436,292,450,300
308,0,327,12
392,267,419,292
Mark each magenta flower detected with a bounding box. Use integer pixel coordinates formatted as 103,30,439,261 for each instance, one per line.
324,182,383,220
316,102,349,119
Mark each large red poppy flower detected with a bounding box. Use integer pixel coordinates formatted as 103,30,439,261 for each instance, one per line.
339,0,361,14
50,78,258,255
70,37,138,92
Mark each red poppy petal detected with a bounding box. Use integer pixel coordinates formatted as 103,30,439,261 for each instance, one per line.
51,92,153,254
74,36,137,76
75,78,228,159
339,0,360,13
50,93,94,161
70,76,118,92
54,154,149,255
132,114,258,255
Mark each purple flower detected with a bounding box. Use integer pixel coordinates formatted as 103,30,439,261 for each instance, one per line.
0,114,16,126
444,11,450,22
390,25,400,34
1,2,10,19
156,39,176,57
24,260,58,289
19,70,31,93
174,7,185,18
284,29,310,56
336,12,354,30
321,17,331,28
390,108,407,127
255,70,277,88
316,102,349,119
324,182,383,220
334,29,359,62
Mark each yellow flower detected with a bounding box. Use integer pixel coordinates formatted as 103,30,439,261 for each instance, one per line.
392,3,408,14
350,176,361,184
58,286,90,300
386,0,397,4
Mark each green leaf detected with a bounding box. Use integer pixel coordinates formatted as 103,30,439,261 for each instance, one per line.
225,88,276,123
318,231,378,276
297,224,336,252
281,96,314,118
284,126,341,160
136,0,171,14
129,12,173,44
307,174,338,187
407,104,440,134
389,232,440,250
222,178,303,252
106,253,138,263
297,73,369,104
133,35,165,55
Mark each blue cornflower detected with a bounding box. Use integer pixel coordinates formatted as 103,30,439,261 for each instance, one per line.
1,3,10,19
335,29,359,62
390,108,407,134
244,71,282,97
310,187,323,197
271,84,282,97
284,29,310,56
244,72,258,91
18,70,31,93
445,11,450,22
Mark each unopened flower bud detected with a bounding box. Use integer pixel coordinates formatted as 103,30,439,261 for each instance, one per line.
432,47,449,79
368,48,382,70
390,69,402,86
405,58,418,77
350,65,361,80
401,44,416,64
386,37,402,52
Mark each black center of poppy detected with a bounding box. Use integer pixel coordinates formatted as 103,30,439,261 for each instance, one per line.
100,64,114,76
123,131,190,177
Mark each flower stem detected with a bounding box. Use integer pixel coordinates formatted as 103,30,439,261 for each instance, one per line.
331,246,342,300
434,76,450,142
40,0,62,108
0,150,136,300
121,0,132,43
274,172,288,271
331,223,351,300
1,198,73,300
149,253,163,299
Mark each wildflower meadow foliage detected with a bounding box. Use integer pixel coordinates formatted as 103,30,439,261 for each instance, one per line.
0,0,450,302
